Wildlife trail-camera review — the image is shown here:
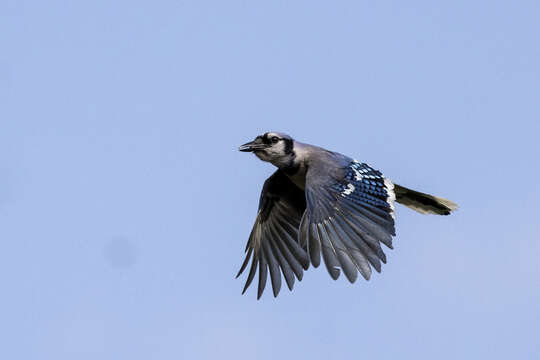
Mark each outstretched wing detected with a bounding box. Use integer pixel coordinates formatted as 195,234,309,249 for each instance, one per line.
300,158,396,283
237,170,309,299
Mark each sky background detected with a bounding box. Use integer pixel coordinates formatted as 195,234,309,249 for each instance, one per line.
1,1,539,359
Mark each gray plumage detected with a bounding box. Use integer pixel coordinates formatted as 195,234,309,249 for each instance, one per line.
238,132,458,299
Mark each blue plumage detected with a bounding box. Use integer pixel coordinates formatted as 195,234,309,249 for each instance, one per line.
331,161,393,211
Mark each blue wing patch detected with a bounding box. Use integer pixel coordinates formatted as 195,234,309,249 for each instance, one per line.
331,161,395,216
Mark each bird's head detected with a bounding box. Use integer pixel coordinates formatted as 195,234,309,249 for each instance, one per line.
239,132,295,168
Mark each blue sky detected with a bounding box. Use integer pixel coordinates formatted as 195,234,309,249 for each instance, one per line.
1,1,539,359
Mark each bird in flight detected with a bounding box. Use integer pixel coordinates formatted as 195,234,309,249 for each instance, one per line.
237,132,457,299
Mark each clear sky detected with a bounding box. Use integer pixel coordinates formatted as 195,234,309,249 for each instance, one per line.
1,1,539,359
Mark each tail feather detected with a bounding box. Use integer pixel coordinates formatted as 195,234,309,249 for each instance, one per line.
394,184,458,215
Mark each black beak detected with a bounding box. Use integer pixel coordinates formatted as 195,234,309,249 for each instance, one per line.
238,140,267,152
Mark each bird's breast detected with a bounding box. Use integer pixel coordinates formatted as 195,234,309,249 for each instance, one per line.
285,165,307,190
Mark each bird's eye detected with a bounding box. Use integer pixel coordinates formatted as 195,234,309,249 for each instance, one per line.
271,136,279,143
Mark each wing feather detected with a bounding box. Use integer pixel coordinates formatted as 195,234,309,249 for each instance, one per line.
304,157,397,282
327,219,372,280
268,222,304,281
267,233,296,290
323,220,358,283
317,223,341,280
261,227,282,297
257,256,268,300
242,253,258,295
237,170,308,299
308,223,322,268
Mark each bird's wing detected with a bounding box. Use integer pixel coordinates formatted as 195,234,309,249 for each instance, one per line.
237,170,309,299
300,158,396,283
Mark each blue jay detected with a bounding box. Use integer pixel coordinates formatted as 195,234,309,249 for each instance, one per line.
238,132,457,299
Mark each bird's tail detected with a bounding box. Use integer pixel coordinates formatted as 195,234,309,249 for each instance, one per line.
394,184,458,215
